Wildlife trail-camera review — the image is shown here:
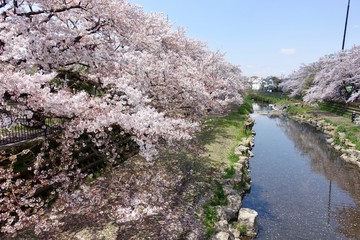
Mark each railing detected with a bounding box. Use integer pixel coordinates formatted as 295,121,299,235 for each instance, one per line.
0,109,64,147
319,101,360,116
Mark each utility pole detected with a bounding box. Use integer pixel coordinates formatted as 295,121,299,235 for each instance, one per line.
342,0,350,50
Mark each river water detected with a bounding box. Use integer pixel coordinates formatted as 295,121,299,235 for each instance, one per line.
243,104,360,239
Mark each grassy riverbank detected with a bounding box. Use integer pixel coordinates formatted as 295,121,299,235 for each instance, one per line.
198,97,253,238
199,98,253,167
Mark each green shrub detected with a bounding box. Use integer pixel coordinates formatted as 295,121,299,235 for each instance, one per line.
286,105,312,115
238,224,248,235
203,205,218,239
210,181,228,206
222,166,236,179
227,151,239,164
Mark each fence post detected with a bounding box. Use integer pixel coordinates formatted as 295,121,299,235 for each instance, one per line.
44,123,47,138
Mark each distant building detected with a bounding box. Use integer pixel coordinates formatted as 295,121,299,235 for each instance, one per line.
262,78,275,92
249,76,262,90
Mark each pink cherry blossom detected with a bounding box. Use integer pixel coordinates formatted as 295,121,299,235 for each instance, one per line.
0,0,245,234
282,45,360,103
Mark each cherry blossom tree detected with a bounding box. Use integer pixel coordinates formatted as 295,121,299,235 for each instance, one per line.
0,0,245,154
280,61,323,97
282,45,360,103
0,0,245,234
305,46,360,103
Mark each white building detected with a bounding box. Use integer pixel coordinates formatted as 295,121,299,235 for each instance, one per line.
249,76,262,90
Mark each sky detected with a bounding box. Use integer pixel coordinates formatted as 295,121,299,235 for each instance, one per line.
129,0,360,78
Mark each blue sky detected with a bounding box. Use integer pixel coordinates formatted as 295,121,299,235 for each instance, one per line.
129,0,360,78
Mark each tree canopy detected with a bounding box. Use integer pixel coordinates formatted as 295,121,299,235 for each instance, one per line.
0,0,245,234
281,46,360,103
0,0,246,158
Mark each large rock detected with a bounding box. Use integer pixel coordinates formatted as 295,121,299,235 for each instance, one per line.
216,206,228,221
223,207,238,221
338,132,346,140
230,173,243,186
215,231,230,240
229,225,241,239
344,149,359,157
215,220,229,232
334,145,343,152
233,162,244,173
222,184,237,196
227,194,242,212
238,156,248,165
235,145,248,156
345,140,356,149
248,150,254,158
238,208,258,237
216,194,243,222
241,137,255,149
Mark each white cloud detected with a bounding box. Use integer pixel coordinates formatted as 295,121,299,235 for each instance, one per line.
280,48,296,55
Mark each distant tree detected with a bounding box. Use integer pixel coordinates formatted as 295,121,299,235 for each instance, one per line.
305,46,360,103
282,46,360,103
280,60,324,97
273,76,282,92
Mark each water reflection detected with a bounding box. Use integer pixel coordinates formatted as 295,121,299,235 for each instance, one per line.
277,117,360,239
243,108,360,240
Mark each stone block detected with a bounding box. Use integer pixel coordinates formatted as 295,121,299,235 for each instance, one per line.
215,231,230,240
238,208,258,237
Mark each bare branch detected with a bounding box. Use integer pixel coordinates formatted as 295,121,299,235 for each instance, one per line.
16,3,83,17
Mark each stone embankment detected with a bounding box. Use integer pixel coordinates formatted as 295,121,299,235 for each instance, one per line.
290,114,360,169
213,117,258,240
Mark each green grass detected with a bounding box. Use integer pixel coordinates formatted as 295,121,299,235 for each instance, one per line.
203,205,218,239
286,104,313,115
324,118,336,125
203,181,228,239
248,92,289,104
242,166,249,177
337,125,347,132
85,171,102,182
317,102,348,117
200,97,254,239
199,96,253,166
210,181,228,206
336,125,360,150
324,118,360,150
222,98,253,165
222,165,236,179
0,125,32,135
333,133,345,149
227,150,239,164
215,98,252,130
237,224,248,235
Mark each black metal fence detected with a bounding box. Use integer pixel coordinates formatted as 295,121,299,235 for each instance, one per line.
0,112,63,147
319,101,360,116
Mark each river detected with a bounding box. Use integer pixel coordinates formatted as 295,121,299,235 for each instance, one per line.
243,104,360,239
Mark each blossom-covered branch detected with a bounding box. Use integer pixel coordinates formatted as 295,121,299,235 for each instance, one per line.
281,45,360,103
0,0,245,234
